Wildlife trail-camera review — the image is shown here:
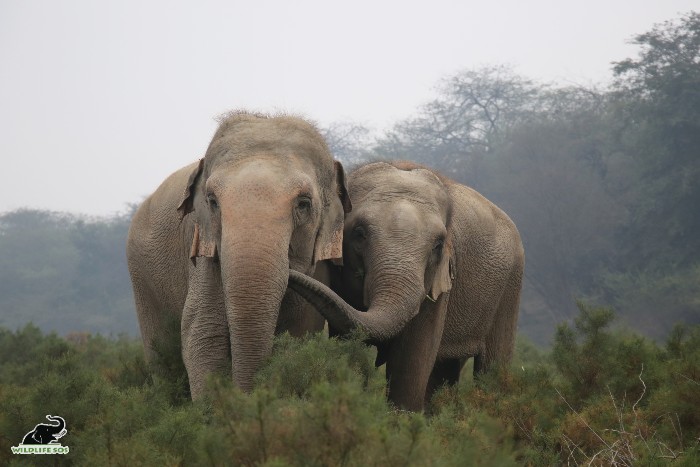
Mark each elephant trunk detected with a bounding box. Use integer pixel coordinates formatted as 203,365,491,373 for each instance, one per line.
220,222,291,392
46,415,65,432
288,263,424,342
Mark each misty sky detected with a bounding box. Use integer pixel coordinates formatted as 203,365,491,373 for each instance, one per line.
1,0,696,216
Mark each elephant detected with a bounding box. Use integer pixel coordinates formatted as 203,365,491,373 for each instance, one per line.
22,415,66,444
288,161,524,411
127,111,351,399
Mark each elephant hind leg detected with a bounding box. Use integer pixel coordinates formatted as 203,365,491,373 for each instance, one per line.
132,279,164,364
425,357,465,407
476,265,523,377
132,277,185,380
473,353,486,376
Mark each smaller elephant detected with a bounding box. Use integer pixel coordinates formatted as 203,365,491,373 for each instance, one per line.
21,415,67,445
289,161,524,411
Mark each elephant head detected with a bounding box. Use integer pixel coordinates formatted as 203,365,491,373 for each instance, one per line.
288,161,454,341
178,112,351,392
22,415,66,445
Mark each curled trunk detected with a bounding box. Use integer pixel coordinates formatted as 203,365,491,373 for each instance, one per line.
287,269,424,342
46,415,65,432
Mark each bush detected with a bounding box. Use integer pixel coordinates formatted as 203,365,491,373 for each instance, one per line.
448,303,700,464
1,310,698,466
0,326,518,466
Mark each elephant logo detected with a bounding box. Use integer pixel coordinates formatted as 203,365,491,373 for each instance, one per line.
11,415,70,455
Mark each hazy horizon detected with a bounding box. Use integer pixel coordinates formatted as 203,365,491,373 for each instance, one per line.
1,0,696,216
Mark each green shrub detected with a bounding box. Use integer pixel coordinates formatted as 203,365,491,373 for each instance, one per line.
1,310,698,466
200,333,518,466
431,303,700,465
0,327,519,466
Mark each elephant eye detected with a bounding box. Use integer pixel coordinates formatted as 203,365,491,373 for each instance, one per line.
207,194,219,210
433,238,444,252
294,195,313,226
296,196,312,211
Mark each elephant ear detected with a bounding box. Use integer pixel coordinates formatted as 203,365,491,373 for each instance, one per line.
189,222,217,264
175,159,218,263
314,160,352,264
428,240,455,301
177,158,205,220
334,160,352,215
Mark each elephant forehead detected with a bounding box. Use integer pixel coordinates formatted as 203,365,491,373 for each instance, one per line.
387,200,427,228
207,114,332,163
356,171,448,213
351,199,446,238
356,163,438,190
209,157,317,195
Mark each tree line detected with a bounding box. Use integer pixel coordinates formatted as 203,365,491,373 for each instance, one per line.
0,208,138,336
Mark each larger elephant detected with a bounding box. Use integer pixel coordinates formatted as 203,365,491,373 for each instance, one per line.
288,161,524,411
127,112,351,398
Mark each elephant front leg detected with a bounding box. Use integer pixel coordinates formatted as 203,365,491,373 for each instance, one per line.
182,258,231,399
385,295,449,411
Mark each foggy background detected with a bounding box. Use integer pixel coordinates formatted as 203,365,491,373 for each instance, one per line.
1,0,696,215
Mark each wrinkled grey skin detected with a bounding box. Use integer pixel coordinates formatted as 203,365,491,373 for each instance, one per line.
127,112,351,399
22,415,66,445
289,161,524,411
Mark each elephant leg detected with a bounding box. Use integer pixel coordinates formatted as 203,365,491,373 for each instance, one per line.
385,296,449,411
132,277,170,365
473,353,486,376
476,266,523,376
182,258,231,399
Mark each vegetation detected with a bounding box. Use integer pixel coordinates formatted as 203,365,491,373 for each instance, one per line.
1,304,698,465
0,207,137,336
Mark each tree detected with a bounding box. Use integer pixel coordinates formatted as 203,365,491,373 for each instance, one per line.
375,66,540,190
612,11,700,269
321,121,373,166
0,208,138,335
482,95,624,331
0,210,78,330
